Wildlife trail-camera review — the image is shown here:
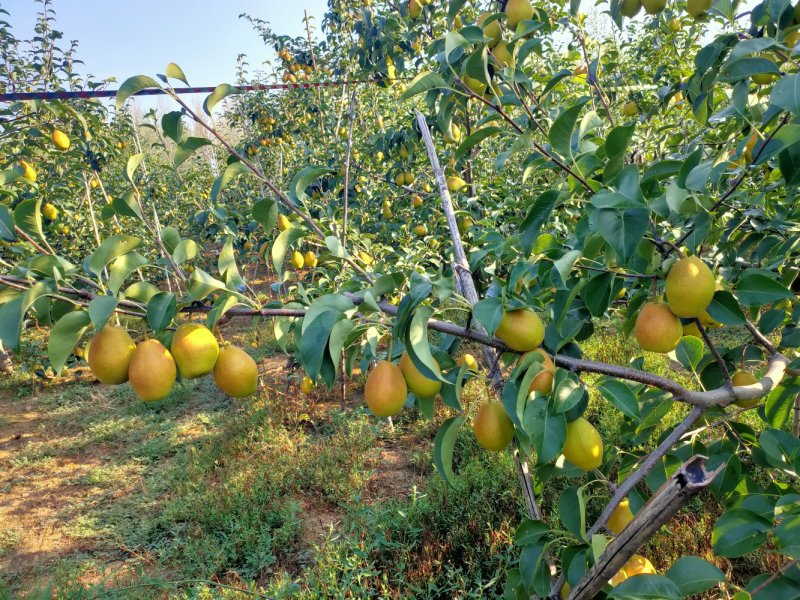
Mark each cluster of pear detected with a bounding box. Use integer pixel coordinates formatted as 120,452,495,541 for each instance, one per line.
15,129,70,185
87,323,258,402
364,349,443,417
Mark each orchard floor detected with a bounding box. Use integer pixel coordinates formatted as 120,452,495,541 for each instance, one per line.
0,317,782,599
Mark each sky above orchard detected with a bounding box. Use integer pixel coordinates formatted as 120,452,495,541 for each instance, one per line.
6,0,328,107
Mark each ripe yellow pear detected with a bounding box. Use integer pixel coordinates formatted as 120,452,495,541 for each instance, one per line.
473,400,515,451
665,256,716,318
496,309,544,352
457,353,479,372
505,0,533,28
42,203,58,220
641,0,666,14
382,204,393,219
687,0,711,19
477,13,502,46
526,348,555,394
682,321,702,338
300,374,315,394
411,194,423,208
447,176,468,192
608,498,635,535
732,370,760,407
408,0,422,18
610,555,656,586
563,417,603,471
560,583,570,599
414,224,428,237
399,351,442,399
364,360,408,417
463,74,487,96
291,250,305,269
622,101,638,117
213,346,259,397
277,214,291,231
304,250,318,268
404,172,416,185
620,0,642,17
635,302,682,353
88,325,136,385
52,130,71,151
492,41,513,67
128,339,177,402
171,323,219,379
19,159,36,182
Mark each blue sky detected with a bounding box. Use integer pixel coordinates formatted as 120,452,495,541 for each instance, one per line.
5,0,329,88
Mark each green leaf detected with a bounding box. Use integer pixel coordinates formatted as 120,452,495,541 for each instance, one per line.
87,296,118,331
433,416,464,486
88,236,142,277
288,166,332,205
524,396,567,464
325,235,347,259
116,75,161,109
520,191,559,255
218,238,243,289
596,207,649,264
718,57,781,82
665,556,725,597
174,137,212,168
712,508,772,557
770,73,800,114
558,486,587,540
124,153,145,184
160,227,181,254
736,273,794,306
272,228,305,280
186,268,229,301
582,272,614,317
0,295,25,351
603,123,635,179
165,62,189,85
146,292,176,331
764,382,800,429
400,72,448,101
675,335,704,371
173,240,198,265
473,297,504,336
0,205,15,242
14,198,44,243
706,291,746,325
123,281,159,303
203,83,238,115
454,126,502,163
405,306,447,382
108,251,148,294
161,111,186,144
206,293,240,330
549,99,589,158
47,310,91,375
607,575,682,599
598,378,640,419
519,541,551,597
111,191,143,221
514,519,551,546
773,512,800,558
210,161,253,203
252,199,277,233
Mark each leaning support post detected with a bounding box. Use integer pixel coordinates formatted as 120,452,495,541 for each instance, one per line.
414,109,545,528
567,456,722,600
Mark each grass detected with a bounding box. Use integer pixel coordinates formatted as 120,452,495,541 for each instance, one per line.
0,316,790,597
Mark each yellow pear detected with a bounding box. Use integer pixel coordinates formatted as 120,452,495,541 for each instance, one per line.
399,351,442,399
213,346,259,397
463,74,487,96
687,0,711,19
447,176,468,192
492,41,513,67
88,325,136,385
414,224,428,237
304,251,318,268
732,370,760,407
622,101,638,117
505,0,533,28
171,323,219,379
291,251,305,269
408,0,422,18
641,0,666,14
277,214,291,231
665,256,716,318
610,555,656,586
608,498,635,535
52,130,71,151
526,348,555,394
563,417,603,471
477,13,502,46
635,302,682,353
682,321,702,338
19,160,36,182
42,203,58,220
496,309,544,352
300,374,315,394
473,400,515,451
457,353,479,372
128,339,176,402
620,0,642,17
364,360,407,417
404,172,416,185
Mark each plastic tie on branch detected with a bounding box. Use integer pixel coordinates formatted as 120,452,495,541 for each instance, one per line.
566,456,723,600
